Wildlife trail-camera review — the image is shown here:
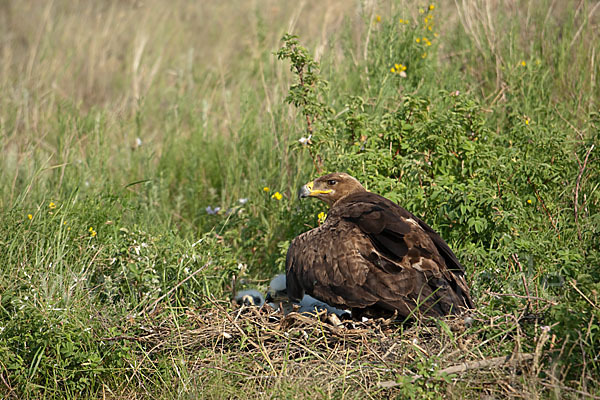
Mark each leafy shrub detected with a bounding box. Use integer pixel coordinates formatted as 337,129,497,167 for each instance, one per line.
276,11,599,380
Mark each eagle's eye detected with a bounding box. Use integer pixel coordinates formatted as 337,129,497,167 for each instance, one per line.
327,180,337,186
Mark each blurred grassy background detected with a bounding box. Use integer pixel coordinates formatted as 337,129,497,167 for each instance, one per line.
1,0,599,398
1,0,336,211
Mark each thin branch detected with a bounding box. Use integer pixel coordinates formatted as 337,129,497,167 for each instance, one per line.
569,279,599,310
379,353,535,387
295,63,313,135
512,253,535,310
541,379,600,400
555,105,584,141
438,353,534,376
527,176,560,236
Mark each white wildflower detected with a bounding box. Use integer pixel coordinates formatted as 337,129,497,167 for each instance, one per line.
298,134,312,145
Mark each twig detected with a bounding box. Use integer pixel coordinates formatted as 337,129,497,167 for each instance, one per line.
569,279,599,310
139,260,211,316
438,353,533,376
290,46,322,173
534,326,551,375
0,372,15,399
379,353,535,387
512,254,534,310
541,378,600,400
574,144,594,240
527,176,560,236
294,63,314,136
554,106,584,141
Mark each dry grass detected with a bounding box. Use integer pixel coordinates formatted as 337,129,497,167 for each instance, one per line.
454,0,600,112
0,0,358,206
0,0,355,121
92,296,574,399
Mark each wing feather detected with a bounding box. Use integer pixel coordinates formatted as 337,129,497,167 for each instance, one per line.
337,192,474,310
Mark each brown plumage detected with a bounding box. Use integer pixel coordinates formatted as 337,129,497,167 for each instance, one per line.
286,172,474,320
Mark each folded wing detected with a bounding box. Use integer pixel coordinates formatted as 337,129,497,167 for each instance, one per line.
286,192,473,319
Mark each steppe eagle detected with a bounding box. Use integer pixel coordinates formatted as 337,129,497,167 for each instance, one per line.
286,172,474,320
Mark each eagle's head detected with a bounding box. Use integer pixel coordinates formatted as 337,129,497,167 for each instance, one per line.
299,172,366,206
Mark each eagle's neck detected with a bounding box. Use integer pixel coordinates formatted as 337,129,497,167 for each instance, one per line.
331,189,368,207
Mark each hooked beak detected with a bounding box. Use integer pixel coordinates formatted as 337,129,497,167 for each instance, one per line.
298,181,332,199
298,183,312,199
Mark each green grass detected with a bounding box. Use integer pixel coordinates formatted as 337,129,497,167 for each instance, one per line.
1,0,599,398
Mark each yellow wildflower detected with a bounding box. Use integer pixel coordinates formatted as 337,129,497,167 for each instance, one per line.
27,214,33,220
271,192,283,201
317,211,327,224
375,15,381,23
49,201,56,209
419,8,425,14
416,38,421,43
527,199,532,204
263,187,270,192
521,61,526,67
422,52,427,59
429,4,435,11
89,227,97,237
398,18,404,24
391,64,407,74
428,26,433,31
525,118,530,125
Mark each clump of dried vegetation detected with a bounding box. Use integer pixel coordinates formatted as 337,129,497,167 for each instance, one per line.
104,296,563,399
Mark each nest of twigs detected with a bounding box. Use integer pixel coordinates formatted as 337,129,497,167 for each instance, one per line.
104,296,558,399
